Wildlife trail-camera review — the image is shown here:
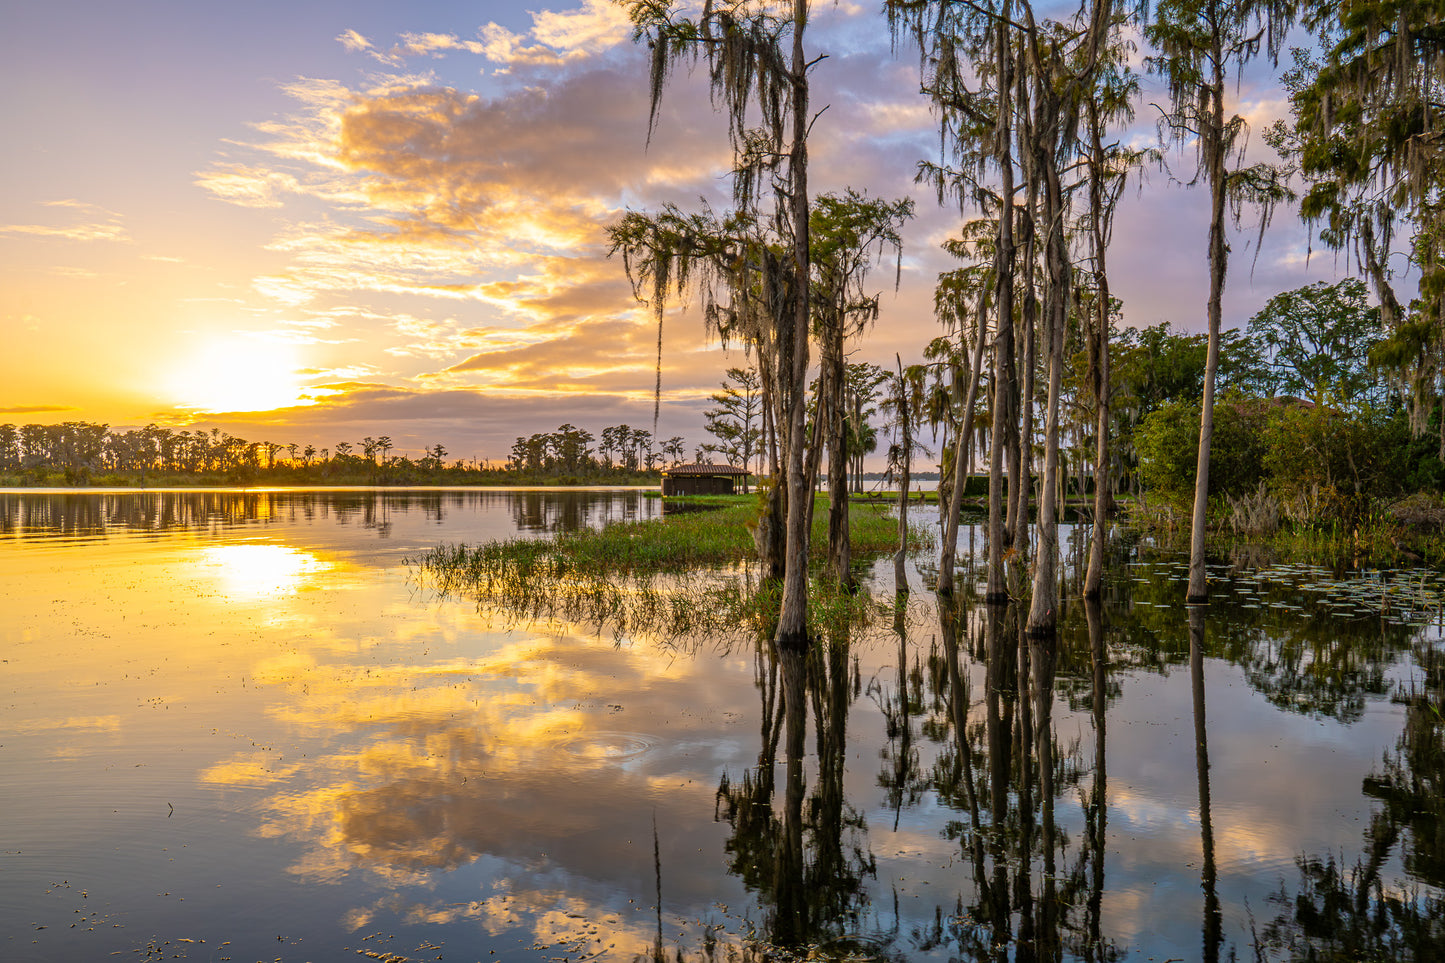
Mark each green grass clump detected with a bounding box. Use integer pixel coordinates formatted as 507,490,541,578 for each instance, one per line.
410,494,921,642
417,495,923,580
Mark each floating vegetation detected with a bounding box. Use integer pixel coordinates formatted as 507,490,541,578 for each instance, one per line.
1240,564,1445,627
1128,553,1445,629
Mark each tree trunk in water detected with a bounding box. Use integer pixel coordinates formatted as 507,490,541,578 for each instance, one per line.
1084,303,1110,597
1187,53,1227,605
754,480,787,582
1011,202,1035,562
1026,152,1066,638
826,336,850,587
936,298,989,596
986,13,1017,606
893,357,911,595
775,0,812,651
1084,107,1111,600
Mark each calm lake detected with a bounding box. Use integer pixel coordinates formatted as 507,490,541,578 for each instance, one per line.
3,488,1442,961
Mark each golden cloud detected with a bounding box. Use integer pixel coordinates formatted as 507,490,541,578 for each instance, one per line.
1,200,130,242
194,60,739,401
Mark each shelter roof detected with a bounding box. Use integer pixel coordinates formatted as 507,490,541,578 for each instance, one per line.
662,463,750,476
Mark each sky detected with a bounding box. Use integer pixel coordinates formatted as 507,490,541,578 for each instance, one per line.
0,0,1361,465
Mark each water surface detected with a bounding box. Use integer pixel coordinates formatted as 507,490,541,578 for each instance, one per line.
2,488,1442,961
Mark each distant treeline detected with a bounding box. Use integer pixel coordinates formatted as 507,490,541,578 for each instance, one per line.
0,421,671,487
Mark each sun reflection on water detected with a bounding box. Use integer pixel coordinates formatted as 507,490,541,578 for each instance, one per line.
195,543,331,599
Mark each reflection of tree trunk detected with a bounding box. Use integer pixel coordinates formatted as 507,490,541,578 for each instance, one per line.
1085,599,1108,956
985,604,1012,936
774,644,809,944
1031,629,1059,958
890,610,912,831
651,815,665,963
1015,609,1036,949
1189,607,1221,963
941,599,983,837
757,641,782,796
810,633,851,892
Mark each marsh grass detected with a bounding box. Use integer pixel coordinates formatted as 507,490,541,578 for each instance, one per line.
411,495,920,641
1129,485,1445,569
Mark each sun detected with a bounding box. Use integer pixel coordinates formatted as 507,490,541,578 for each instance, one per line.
168,337,311,413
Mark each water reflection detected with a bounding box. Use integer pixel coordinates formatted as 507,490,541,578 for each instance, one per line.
715,630,881,955
1191,605,1222,963
0,487,658,543
1262,642,1445,958
5,489,1445,962
194,544,331,598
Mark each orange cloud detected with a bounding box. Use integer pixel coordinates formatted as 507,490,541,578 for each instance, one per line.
0,404,78,414
193,59,739,408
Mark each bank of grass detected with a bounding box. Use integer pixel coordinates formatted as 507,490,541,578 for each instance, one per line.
1125,489,1445,569
411,493,931,641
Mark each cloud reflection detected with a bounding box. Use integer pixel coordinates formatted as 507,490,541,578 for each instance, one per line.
202,628,751,894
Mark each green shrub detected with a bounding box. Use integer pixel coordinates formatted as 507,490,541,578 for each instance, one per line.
1262,404,1409,520
1136,398,1268,510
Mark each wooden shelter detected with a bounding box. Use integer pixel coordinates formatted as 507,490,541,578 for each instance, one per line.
661,463,751,496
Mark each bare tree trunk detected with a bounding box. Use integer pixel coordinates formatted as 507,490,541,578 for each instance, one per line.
754,313,787,581
853,389,865,494
1187,55,1227,605
894,355,911,594
936,293,989,596
1084,104,1112,599
1010,58,1037,566
1026,146,1066,637
987,9,1017,606
776,0,812,650
826,335,851,586
1014,199,1036,564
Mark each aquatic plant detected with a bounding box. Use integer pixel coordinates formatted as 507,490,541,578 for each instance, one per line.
410,495,926,642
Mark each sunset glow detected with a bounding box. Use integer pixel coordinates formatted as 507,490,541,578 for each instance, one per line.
1,0,1344,460
168,338,310,414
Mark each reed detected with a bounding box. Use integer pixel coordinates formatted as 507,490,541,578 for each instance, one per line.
1227,483,1282,535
